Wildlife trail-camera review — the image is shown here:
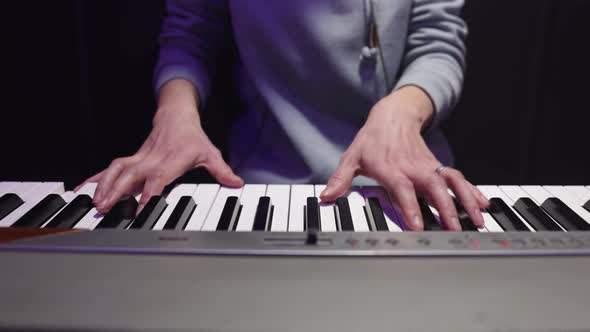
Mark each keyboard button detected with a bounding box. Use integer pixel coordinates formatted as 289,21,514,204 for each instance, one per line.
153,184,197,230
335,197,354,231
129,196,167,230
45,194,93,228
346,189,370,232
266,185,290,232
365,197,389,231
315,185,337,232
541,198,590,231
513,198,562,231
452,197,478,231
12,194,66,228
95,195,138,229
305,197,321,232
201,186,241,231
480,186,534,231
487,198,530,231
419,198,442,231
0,194,24,221
235,185,267,232
289,185,314,232
216,196,241,231
361,186,403,232
544,186,590,226
163,196,196,230
252,196,271,231
0,182,63,227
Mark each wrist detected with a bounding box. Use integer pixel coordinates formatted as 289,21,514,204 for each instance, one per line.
155,79,202,127
385,85,435,130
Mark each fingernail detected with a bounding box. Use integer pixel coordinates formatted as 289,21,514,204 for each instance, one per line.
412,215,422,229
451,216,460,230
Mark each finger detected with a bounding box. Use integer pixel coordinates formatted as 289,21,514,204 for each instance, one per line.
137,176,169,215
381,173,424,231
203,150,244,187
442,169,485,228
424,175,461,231
470,183,490,208
94,158,131,206
75,170,105,192
97,164,146,214
320,151,359,202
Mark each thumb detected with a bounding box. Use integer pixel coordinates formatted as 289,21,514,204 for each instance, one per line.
204,151,244,187
321,153,358,202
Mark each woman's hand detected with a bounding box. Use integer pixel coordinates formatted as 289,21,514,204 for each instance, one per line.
76,79,243,214
321,86,489,231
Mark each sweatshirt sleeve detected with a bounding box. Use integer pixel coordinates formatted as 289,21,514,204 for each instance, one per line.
154,0,230,107
394,0,467,128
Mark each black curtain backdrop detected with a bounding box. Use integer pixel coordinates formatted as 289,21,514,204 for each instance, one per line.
1,0,589,189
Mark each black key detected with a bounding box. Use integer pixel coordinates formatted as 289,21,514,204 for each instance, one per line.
45,195,93,228
541,198,590,231
452,198,478,231
163,196,196,230
129,196,168,230
419,198,443,231
305,197,321,232
253,196,271,231
583,199,590,213
95,195,138,229
513,198,562,231
336,197,354,231
366,197,389,231
487,198,530,231
0,193,24,220
12,194,66,228
216,196,240,231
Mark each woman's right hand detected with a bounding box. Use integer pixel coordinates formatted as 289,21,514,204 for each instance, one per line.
76,79,243,214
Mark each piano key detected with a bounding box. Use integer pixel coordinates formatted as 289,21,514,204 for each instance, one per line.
360,186,403,232
288,185,314,232
44,194,93,228
419,198,443,231
306,197,321,232
252,196,272,231
540,198,590,231
335,197,354,231
12,194,66,228
0,194,24,221
365,197,390,231
513,198,563,231
314,185,337,232
520,185,552,205
235,185,267,232
478,186,534,231
0,182,20,196
201,186,241,231
0,182,64,227
499,185,563,231
346,188,370,232
129,196,167,230
95,195,138,229
153,184,197,230
584,200,590,214
450,197,478,231
565,186,590,204
163,196,196,230
185,184,220,231
543,186,590,226
266,185,290,232
216,196,240,231
488,197,531,231
73,183,104,230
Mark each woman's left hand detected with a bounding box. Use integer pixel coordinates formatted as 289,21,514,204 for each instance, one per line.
320,86,489,231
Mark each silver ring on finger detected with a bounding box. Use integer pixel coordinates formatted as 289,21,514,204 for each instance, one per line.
434,165,447,175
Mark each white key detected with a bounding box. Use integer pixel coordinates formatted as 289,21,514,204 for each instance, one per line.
345,188,370,232
314,185,337,232
201,186,242,231
479,185,534,232
0,182,20,196
520,185,552,205
184,184,220,231
12,182,43,199
288,185,314,232
0,182,65,227
565,186,590,205
152,184,197,230
266,185,290,232
235,185,267,232
543,186,590,224
361,186,403,232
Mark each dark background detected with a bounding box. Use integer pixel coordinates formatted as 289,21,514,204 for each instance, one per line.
1,0,588,189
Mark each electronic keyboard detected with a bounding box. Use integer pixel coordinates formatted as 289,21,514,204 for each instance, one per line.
1,181,590,332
